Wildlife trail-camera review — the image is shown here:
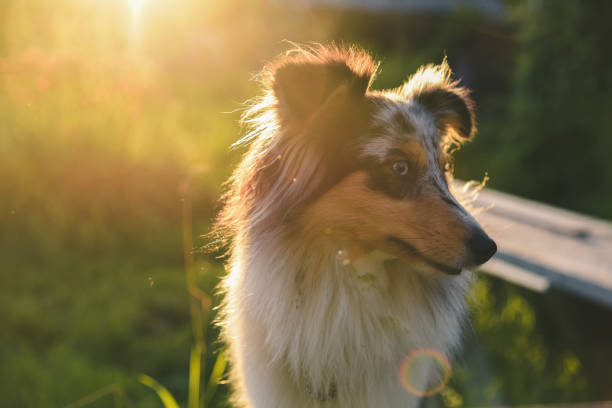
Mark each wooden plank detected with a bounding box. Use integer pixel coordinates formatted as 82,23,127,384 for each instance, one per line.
481,257,550,293
459,185,612,307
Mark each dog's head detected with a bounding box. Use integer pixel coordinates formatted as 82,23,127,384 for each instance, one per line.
229,44,496,275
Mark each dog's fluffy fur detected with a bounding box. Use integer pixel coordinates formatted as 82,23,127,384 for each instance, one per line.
215,44,496,408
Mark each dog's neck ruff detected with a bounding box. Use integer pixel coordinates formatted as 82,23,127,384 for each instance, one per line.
226,228,473,404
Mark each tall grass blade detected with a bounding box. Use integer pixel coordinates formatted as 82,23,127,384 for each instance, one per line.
64,384,124,408
203,350,228,406
138,374,180,408
188,343,202,408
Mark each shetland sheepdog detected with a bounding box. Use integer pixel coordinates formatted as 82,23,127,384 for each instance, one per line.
214,44,496,407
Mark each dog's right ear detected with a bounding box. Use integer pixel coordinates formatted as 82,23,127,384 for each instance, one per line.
269,46,377,123
399,60,476,142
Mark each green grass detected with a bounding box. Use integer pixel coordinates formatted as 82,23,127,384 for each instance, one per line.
0,237,231,407
0,255,198,407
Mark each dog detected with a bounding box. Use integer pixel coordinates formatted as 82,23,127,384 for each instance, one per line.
215,44,496,407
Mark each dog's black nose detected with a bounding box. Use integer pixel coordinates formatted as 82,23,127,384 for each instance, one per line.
467,228,497,266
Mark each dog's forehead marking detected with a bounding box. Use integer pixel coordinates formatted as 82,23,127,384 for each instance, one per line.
363,99,438,161
362,136,394,160
400,140,427,167
362,99,456,200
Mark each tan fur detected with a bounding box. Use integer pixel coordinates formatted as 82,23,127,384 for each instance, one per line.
303,171,470,272
400,140,428,168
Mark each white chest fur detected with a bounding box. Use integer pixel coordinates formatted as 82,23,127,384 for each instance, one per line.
222,238,472,407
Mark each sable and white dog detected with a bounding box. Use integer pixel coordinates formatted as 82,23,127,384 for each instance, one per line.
215,44,496,408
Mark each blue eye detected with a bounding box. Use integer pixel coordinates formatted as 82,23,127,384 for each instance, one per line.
392,161,409,176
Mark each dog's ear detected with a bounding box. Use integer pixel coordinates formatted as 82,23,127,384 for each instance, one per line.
415,86,475,141
401,61,476,142
269,46,377,123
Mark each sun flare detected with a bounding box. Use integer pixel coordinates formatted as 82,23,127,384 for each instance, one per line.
128,0,146,19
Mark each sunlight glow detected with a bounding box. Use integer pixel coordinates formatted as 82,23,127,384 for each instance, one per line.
128,0,146,19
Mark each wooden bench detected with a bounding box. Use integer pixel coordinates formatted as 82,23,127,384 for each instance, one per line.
467,187,612,308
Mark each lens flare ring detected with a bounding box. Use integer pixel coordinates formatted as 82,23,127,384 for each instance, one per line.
398,348,451,397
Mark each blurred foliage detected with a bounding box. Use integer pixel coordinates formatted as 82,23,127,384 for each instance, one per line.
455,0,612,220
1,0,611,406
446,277,589,406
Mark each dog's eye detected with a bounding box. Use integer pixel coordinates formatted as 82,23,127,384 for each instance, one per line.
392,161,409,176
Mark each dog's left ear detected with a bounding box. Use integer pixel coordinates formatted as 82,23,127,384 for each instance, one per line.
401,61,476,142
269,46,377,125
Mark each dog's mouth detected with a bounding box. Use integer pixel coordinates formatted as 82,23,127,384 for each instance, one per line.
387,236,462,275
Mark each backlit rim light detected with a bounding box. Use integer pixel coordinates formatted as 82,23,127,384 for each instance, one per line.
398,348,452,397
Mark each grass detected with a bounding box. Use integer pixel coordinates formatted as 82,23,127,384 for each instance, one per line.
0,237,231,407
